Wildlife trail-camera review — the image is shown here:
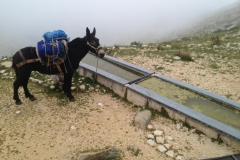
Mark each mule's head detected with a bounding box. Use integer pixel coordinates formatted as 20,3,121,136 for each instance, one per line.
86,27,105,58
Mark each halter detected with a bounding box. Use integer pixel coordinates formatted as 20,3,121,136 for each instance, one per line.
86,41,103,56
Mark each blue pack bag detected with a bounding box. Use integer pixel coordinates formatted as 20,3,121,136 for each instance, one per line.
37,40,65,59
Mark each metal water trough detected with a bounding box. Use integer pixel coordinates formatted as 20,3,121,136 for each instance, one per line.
77,53,240,150
204,153,240,160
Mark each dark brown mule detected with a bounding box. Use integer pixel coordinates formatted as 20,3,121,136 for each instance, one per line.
12,28,105,105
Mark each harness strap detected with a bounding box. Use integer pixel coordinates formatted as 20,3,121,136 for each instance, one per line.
16,50,40,67
54,58,64,74
86,41,102,55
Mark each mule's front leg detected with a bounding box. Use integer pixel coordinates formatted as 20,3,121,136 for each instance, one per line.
64,72,75,102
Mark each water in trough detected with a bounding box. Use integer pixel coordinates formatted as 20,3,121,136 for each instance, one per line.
82,54,144,81
138,77,240,131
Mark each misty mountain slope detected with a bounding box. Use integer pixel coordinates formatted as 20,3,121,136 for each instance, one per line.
170,1,240,39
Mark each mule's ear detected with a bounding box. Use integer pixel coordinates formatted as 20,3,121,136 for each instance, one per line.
91,27,96,36
86,27,91,37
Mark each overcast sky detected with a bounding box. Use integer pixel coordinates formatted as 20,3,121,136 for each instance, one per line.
0,0,239,49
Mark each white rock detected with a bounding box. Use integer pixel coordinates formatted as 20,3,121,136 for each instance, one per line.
166,150,175,158
88,86,94,91
51,75,59,84
97,103,103,107
154,130,163,136
156,136,165,144
70,126,76,130
16,111,21,114
164,143,172,149
166,136,173,141
71,87,76,90
157,145,167,152
176,155,185,160
173,56,181,60
1,61,12,68
79,84,85,91
147,124,153,130
38,80,43,84
0,70,6,74
176,123,181,129
31,78,38,83
147,134,154,139
50,85,55,89
190,129,196,133
147,139,156,147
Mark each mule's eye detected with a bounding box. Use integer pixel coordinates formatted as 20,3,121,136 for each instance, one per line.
90,41,96,45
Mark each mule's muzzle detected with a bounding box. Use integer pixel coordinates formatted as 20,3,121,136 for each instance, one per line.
97,47,105,58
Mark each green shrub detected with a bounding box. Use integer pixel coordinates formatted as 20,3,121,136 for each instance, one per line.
130,41,142,47
211,35,221,46
174,51,193,61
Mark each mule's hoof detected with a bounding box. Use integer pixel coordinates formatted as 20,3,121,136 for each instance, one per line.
15,100,22,105
29,96,37,101
69,97,76,102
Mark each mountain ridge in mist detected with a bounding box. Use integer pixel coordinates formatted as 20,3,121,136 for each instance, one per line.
162,1,240,41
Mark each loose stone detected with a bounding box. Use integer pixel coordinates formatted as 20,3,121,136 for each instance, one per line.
147,139,156,147
80,84,85,91
156,136,165,144
157,145,167,152
154,130,163,136
147,134,155,139
98,103,103,107
70,126,76,130
164,143,172,149
166,150,175,158
16,111,21,114
147,124,154,130
176,155,185,160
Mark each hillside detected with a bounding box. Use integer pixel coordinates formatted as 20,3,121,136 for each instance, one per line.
167,1,240,40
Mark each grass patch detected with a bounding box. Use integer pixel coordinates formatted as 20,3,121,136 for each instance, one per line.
209,63,220,69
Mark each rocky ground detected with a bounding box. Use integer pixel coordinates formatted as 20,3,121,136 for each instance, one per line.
0,54,240,160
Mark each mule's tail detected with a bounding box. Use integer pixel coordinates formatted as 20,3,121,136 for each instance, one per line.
12,54,18,78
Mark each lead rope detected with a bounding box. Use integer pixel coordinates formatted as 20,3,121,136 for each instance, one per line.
92,56,99,86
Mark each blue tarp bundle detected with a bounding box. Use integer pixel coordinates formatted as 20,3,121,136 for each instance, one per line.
43,30,70,42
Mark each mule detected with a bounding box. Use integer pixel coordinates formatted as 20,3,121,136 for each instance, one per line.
12,27,105,105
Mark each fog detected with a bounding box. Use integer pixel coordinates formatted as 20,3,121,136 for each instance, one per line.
0,0,238,56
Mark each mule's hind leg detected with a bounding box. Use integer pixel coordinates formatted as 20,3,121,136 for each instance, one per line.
22,72,36,101
13,78,23,105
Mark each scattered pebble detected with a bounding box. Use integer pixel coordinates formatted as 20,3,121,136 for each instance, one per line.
157,145,167,152
166,150,175,158
154,130,163,136
147,139,156,147
147,134,155,139
97,102,103,107
70,126,76,130
16,111,21,114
